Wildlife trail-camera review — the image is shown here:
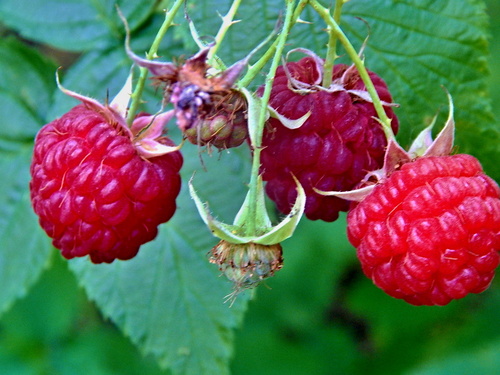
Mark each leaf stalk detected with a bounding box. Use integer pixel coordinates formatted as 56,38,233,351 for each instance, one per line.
245,0,297,234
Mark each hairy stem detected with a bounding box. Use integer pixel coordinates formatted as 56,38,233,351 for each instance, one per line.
126,0,184,126
207,0,243,66
321,0,344,87
310,0,395,141
246,0,296,233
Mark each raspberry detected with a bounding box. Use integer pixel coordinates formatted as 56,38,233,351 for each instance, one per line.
347,154,500,305
260,57,399,221
30,104,183,263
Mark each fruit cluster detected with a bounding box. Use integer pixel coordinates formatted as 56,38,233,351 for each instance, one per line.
28,13,500,306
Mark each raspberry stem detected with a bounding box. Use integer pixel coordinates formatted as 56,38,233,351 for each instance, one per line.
310,0,396,142
246,0,296,233
207,0,242,67
126,0,184,127
321,0,344,88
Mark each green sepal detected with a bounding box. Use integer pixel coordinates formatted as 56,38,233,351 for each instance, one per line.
189,176,306,246
252,176,306,245
187,14,208,51
188,179,246,244
233,176,272,229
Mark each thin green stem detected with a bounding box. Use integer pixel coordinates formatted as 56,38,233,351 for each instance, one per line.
237,38,279,88
321,0,344,87
246,0,296,233
207,0,242,66
310,0,395,141
237,0,308,88
126,0,184,126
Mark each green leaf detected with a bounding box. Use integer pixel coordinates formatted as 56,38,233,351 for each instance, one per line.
0,38,57,129
0,256,169,375
0,0,157,52
0,38,55,317
0,90,42,145
182,0,316,64
0,256,85,343
340,0,499,180
407,339,500,375
0,147,53,317
48,47,139,122
69,145,252,375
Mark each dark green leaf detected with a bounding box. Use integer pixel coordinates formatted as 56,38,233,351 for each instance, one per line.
232,217,361,375
407,339,500,375
48,33,185,120
0,0,157,51
0,256,170,375
48,48,133,119
0,38,57,128
0,147,53,316
0,90,41,144
0,38,55,317
341,0,499,179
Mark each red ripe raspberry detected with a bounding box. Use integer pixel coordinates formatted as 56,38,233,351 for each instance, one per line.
30,104,183,263
347,154,500,305
261,57,399,221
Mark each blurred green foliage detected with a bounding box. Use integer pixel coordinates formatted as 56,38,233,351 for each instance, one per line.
0,0,499,374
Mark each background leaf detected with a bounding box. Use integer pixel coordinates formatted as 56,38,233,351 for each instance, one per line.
0,148,53,316
0,0,157,51
407,339,500,375
48,28,185,120
231,218,362,375
0,38,57,132
0,255,168,375
0,39,55,317
341,0,499,179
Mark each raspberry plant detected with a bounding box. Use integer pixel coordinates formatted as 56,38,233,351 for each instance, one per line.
1,1,500,374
